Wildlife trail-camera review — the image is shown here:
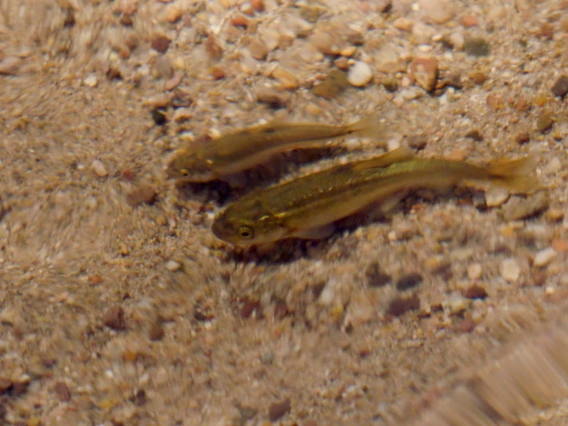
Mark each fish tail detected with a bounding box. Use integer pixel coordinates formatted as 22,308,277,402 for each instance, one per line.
345,114,387,140
485,155,542,194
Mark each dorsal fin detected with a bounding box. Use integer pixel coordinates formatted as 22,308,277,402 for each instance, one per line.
352,146,415,171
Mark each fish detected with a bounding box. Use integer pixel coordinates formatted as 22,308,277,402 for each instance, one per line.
211,148,541,246
166,115,384,182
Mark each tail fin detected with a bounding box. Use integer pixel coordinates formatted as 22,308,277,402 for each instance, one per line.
352,146,415,171
345,114,389,141
486,155,543,194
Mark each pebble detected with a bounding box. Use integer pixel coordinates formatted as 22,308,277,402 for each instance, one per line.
231,14,250,28
536,112,555,133
409,56,438,92
151,36,171,53
393,87,423,106
255,87,290,108
499,258,521,282
469,70,488,85
259,28,280,51
53,382,71,402
464,284,487,299
271,66,298,89
153,56,173,79
485,187,509,207
309,30,338,55
91,159,108,177
347,61,373,87
164,72,183,91
103,306,127,330
412,22,437,44
544,157,562,174
533,247,557,267
149,323,165,341
318,279,338,306
501,192,549,221
387,294,420,317
251,0,265,12
445,295,469,315
374,43,406,74
419,0,455,23
407,134,427,150
268,399,291,422
345,291,375,328
515,132,530,145
393,17,414,32
312,69,349,99
165,260,181,271
82,74,99,88
446,31,465,50
239,48,259,75
551,75,568,99
126,185,157,207
248,38,268,60
465,129,483,141
546,209,564,223
460,15,479,27
0,56,22,75
165,3,183,22
467,263,482,280
463,37,491,57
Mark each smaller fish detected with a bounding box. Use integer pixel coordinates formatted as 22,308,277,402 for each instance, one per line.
166,115,384,182
212,149,541,246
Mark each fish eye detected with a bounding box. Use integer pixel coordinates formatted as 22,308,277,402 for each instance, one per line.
180,169,189,176
237,225,254,239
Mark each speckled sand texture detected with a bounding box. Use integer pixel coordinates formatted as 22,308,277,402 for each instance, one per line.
1,0,568,425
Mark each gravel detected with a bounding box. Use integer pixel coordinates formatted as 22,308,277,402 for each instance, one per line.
1,0,567,424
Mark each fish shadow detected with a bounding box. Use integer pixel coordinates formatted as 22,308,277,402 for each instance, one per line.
222,238,339,265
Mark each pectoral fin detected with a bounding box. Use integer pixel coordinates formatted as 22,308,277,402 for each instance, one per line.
365,189,410,220
291,224,336,240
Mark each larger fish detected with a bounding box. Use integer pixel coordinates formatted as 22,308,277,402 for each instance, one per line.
166,115,383,182
212,148,541,246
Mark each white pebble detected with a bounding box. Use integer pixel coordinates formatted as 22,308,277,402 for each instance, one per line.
545,157,562,174
85,196,98,210
485,187,509,207
347,61,373,87
83,74,98,87
165,260,181,271
500,258,520,282
445,295,469,315
387,136,401,151
533,248,556,267
467,263,482,280
319,278,339,306
91,159,108,177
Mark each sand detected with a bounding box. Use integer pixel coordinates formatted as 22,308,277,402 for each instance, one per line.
1,0,568,425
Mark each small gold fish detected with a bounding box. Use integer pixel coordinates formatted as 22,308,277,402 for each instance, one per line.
166,115,384,182
212,148,541,246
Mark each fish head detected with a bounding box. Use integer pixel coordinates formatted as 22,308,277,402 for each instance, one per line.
166,147,216,182
211,201,289,246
